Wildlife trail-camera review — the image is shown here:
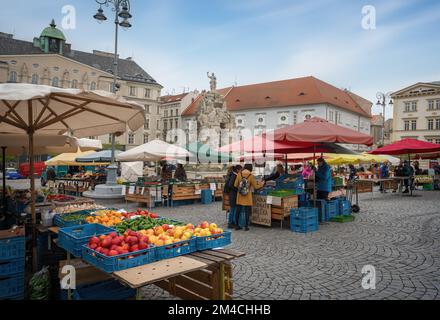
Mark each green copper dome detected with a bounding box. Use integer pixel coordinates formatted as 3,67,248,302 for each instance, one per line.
40,19,66,41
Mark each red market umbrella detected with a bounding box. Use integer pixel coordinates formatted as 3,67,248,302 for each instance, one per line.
218,135,318,154
369,138,440,156
267,117,374,146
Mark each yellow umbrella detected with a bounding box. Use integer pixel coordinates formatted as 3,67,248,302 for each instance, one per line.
45,149,109,166
326,154,366,165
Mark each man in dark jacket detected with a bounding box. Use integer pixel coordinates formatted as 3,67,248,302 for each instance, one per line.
46,166,56,189
402,160,414,193
225,165,242,229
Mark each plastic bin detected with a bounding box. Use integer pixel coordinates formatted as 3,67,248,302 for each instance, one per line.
201,189,213,204
155,238,197,261
54,211,91,228
82,245,156,273
196,231,232,250
0,274,24,299
61,279,136,300
0,258,25,277
58,224,115,258
330,215,355,223
0,236,25,261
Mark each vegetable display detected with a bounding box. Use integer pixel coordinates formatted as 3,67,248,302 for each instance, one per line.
85,210,123,227
114,216,183,234
87,231,151,257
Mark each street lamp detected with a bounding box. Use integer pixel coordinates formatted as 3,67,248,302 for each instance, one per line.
376,92,393,146
93,0,132,186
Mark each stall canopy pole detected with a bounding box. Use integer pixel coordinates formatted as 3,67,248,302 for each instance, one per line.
284,154,288,173
2,146,6,215
313,145,317,208
28,100,37,271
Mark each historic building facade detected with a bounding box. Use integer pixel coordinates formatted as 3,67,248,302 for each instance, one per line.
391,81,440,144
181,76,373,151
159,91,199,142
0,20,162,150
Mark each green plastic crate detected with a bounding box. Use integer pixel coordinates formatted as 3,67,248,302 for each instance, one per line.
330,215,355,223
423,184,434,191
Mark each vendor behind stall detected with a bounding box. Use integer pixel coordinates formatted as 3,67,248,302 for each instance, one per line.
161,162,173,182
46,166,56,189
315,158,332,200
174,164,187,181
264,164,285,182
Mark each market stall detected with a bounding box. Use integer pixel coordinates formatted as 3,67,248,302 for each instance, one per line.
35,204,239,300
370,138,440,196
0,83,146,271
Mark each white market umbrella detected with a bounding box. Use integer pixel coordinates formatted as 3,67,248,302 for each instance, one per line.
0,83,145,270
0,134,79,155
117,140,192,162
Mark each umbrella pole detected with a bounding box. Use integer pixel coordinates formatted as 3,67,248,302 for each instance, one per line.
2,147,6,215
284,154,288,173
313,146,316,208
28,130,37,272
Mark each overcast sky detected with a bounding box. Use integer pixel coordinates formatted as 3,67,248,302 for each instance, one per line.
1,0,440,118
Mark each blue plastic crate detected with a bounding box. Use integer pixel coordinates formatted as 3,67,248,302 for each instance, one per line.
82,245,156,273
196,231,232,251
298,193,311,202
290,221,318,233
54,211,91,228
201,189,213,204
58,224,115,258
171,199,195,207
2,294,24,300
290,207,318,220
326,200,339,219
155,238,197,261
61,279,135,300
0,235,25,260
0,274,24,298
0,258,25,277
338,200,352,216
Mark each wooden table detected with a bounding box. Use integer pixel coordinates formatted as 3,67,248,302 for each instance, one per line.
114,249,244,300
50,224,244,300
357,178,395,200
391,177,416,196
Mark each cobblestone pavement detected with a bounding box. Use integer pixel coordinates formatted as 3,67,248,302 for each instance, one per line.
101,190,440,300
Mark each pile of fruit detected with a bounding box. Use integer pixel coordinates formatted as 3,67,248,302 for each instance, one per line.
122,208,159,219
114,216,182,234
194,221,224,237
55,203,104,214
47,194,75,202
85,210,123,227
138,223,195,246
87,231,150,257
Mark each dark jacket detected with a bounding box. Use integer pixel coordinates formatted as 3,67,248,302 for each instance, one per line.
225,171,239,207
174,167,187,181
46,168,56,181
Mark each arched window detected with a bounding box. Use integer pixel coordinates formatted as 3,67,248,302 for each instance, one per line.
52,77,59,87
9,71,17,83
31,74,39,84
71,79,78,89
90,82,97,90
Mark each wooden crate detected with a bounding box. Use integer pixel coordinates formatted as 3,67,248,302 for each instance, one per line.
125,186,153,206
154,261,233,300
271,195,298,221
356,181,373,193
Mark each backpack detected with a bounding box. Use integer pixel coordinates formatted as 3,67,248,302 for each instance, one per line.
238,174,251,196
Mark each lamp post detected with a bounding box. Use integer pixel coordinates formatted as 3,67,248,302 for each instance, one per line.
376,92,393,146
93,0,132,185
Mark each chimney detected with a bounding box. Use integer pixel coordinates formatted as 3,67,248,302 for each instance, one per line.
93,50,119,59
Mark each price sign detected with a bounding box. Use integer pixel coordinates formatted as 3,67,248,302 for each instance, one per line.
141,187,145,195
121,185,126,195
266,196,273,205
128,186,135,194
210,183,217,191
251,195,272,227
